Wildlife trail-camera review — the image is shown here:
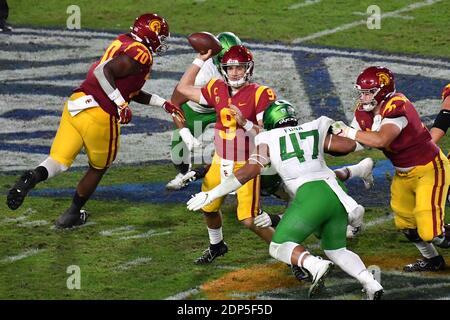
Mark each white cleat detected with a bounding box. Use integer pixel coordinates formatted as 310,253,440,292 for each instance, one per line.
308,259,334,298
166,173,187,190
359,158,374,189
364,279,384,300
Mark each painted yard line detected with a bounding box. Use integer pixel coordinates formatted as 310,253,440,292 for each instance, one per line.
1,248,46,264
288,0,321,10
352,11,414,20
119,230,171,240
386,282,450,295
116,257,153,271
165,287,200,300
292,0,442,43
99,225,136,237
49,221,97,230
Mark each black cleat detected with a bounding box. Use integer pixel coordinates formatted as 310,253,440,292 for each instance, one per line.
194,242,228,265
6,171,38,210
290,265,311,282
403,255,446,272
55,208,88,229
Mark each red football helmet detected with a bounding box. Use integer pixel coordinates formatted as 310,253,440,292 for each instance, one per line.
130,13,170,55
220,45,254,88
355,66,396,111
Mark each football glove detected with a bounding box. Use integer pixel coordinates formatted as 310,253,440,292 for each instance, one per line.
179,128,201,151
118,102,132,124
187,192,213,211
163,101,185,122
331,121,357,140
254,210,272,228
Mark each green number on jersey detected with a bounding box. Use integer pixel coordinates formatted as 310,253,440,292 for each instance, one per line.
279,129,319,163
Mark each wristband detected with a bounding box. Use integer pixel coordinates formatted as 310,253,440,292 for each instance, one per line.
192,58,204,68
149,94,166,108
347,128,358,140
243,120,254,131
108,88,126,106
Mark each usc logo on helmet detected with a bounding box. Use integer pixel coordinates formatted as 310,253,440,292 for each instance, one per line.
377,72,390,87
149,20,161,34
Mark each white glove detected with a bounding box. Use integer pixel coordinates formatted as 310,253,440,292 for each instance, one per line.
179,127,201,152
187,192,213,211
348,205,364,228
254,211,272,228
331,121,358,140
181,171,197,185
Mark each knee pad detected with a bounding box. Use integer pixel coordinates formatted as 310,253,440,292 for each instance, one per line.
402,229,422,243
269,241,298,265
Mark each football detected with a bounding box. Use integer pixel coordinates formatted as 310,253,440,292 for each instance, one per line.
187,32,222,56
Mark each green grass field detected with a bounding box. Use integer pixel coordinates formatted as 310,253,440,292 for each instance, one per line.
2,0,450,300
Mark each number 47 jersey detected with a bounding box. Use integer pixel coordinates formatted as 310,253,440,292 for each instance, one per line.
255,116,336,198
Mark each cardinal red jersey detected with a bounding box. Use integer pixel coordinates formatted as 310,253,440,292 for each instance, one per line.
76,34,152,116
354,93,439,167
201,79,276,161
442,83,450,101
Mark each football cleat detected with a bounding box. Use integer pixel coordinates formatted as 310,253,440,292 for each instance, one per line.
6,170,38,210
363,279,384,300
403,255,446,272
290,265,311,282
55,208,89,229
359,157,374,189
308,259,334,298
194,242,228,265
166,173,188,190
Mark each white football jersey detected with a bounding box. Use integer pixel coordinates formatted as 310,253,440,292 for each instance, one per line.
186,58,221,113
255,116,336,199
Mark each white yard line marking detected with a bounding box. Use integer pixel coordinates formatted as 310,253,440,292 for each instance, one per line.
352,11,414,20
119,230,171,240
18,220,49,227
292,0,441,43
99,225,136,236
165,288,200,300
288,0,321,9
116,257,152,271
1,248,46,264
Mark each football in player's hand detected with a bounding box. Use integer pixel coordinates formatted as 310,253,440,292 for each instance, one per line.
187,32,222,56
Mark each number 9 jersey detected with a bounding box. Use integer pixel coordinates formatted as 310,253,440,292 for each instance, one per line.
200,78,276,161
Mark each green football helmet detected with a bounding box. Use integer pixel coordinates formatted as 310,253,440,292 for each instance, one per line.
263,100,298,130
213,32,242,68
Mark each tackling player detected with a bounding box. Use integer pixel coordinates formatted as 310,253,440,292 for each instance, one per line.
6,13,184,228
187,100,383,299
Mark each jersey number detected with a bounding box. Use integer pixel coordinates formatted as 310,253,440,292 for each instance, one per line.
219,108,237,140
279,129,319,163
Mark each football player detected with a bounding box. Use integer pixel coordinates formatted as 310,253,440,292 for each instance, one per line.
332,66,450,271
177,45,277,264
6,13,184,228
187,101,383,299
166,32,242,190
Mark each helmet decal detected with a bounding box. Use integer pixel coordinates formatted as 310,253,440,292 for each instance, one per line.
377,72,390,87
149,20,161,34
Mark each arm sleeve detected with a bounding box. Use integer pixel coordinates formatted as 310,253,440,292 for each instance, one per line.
380,116,408,130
